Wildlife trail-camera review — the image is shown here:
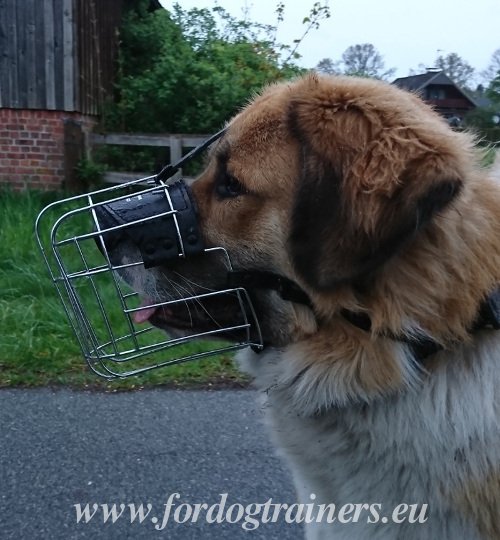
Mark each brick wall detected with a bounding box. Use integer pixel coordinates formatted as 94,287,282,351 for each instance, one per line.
0,108,95,191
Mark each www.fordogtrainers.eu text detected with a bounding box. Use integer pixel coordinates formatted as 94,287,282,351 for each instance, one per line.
74,493,429,530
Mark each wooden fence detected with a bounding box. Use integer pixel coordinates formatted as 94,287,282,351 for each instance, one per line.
90,132,211,184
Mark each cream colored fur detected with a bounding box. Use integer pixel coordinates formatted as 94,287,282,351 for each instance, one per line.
239,327,500,539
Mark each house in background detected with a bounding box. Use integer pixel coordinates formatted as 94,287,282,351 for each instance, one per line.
392,70,477,127
0,0,125,190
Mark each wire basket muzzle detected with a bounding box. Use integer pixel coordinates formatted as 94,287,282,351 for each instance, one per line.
36,177,263,379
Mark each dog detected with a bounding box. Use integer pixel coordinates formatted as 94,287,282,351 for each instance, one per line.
112,74,500,539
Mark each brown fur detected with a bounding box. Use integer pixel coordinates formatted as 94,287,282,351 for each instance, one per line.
177,74,500,533
195,72,500,345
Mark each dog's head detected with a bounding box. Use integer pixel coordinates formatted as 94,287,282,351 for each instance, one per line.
109,74,473,349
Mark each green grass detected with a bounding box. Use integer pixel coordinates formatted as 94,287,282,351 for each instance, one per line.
0,189,247,390
481,146,498,167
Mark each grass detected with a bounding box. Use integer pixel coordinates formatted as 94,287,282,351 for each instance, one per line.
0,189,248,390
481,146,498,167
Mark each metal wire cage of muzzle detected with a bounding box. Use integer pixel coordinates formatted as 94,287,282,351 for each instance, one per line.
35,132,263,379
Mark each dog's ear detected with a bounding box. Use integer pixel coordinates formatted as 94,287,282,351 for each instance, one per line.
287,87,463,290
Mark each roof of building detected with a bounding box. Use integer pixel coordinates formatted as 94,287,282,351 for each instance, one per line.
392,70,478,107
392,70,455,91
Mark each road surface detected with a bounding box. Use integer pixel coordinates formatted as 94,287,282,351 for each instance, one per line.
0,388,302,539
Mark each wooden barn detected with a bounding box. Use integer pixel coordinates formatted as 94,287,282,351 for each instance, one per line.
0,0,125,190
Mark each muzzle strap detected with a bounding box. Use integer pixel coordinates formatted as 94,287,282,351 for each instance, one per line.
156,127,227,184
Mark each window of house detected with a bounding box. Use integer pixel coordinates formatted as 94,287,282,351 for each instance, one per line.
427,86,446,100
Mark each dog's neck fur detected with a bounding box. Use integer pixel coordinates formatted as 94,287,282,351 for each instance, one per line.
240,332,500,539
260,167,500,411
239,165,500,539
240,330,500,539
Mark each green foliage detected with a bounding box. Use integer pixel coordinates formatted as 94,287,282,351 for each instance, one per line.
101,7,193,133
279,2,330,65
92,145,161,174
465,72,500,146
487,71,500,105
464,106,500,147
481,48,500,85
97,2,329,173
101,2,324,135
75,158,107,189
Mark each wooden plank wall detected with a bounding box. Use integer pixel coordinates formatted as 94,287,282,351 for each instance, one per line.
76,0,123,115
0,0,123,114
0,0,74,110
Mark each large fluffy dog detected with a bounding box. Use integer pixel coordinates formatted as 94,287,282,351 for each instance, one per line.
125,74,500,538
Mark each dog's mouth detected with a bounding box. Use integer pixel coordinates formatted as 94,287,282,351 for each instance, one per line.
132,295,250,342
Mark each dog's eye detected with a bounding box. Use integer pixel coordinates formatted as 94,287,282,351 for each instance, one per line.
216,175,246,199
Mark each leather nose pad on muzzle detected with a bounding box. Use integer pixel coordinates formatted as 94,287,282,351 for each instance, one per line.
93,180,205,268
93,205,124,257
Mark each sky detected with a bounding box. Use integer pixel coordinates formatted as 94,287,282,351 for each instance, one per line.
159,0,499,82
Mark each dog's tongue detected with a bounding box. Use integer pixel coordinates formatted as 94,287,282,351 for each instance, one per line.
132,299,158,324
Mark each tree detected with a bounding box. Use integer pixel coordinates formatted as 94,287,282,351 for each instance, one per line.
463,70,500,146
482,48,500,84
104,3,330,135
98,2,329,171
316,43,395,80
434,52,475,89
488,72,500,105
315,57,337,75
280,2,331,65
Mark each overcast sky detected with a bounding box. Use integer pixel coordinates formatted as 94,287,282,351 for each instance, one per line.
160,0,499,82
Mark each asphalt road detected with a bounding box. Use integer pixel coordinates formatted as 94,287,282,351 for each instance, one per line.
0,388,302,539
